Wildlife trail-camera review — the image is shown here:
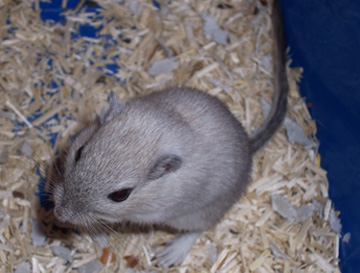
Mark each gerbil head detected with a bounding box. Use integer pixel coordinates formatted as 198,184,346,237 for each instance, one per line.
52,91,185,230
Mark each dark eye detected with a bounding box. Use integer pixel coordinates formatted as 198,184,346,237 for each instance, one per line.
108,188,132,202
75,146,84,163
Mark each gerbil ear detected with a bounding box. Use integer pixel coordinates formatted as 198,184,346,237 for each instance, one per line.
148,154,183,180
100,90,125,124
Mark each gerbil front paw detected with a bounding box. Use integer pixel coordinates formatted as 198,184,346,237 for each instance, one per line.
154,232,200,268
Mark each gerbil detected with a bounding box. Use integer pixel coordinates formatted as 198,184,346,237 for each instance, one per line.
52,0,288,267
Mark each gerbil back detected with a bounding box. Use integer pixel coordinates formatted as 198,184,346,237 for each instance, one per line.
249,0,289,154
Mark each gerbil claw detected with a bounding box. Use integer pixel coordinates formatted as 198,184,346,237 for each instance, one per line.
161,238,174,247
107,90,121,109
100,91,124,124
107,90,116,102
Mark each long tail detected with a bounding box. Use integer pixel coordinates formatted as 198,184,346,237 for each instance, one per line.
249,0,289,154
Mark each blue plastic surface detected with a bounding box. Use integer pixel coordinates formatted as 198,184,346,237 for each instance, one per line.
281,1,360,272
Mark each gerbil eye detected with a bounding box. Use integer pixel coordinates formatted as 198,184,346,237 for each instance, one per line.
108,188,132,202
75,146,84,163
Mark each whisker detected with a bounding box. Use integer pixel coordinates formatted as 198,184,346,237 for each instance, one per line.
95,219,148,258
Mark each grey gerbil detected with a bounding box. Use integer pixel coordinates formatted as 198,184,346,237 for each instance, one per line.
52,0,288,267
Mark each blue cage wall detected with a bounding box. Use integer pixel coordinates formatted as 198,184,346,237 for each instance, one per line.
281,1,360,272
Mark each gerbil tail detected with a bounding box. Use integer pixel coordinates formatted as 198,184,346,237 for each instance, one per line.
249,0,289,154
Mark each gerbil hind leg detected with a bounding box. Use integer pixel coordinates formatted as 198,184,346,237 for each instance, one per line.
155,231,201,268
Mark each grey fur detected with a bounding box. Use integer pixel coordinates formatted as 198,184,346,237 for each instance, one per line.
54,87,252,229
52,0,288,267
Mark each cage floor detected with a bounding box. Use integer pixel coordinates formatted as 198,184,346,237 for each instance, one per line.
0,1,342,272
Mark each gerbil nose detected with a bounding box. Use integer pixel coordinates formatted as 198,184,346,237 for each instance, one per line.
54,206,70,223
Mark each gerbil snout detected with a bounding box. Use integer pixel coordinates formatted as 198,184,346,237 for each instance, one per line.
53,203,87,225
53,206,73,223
